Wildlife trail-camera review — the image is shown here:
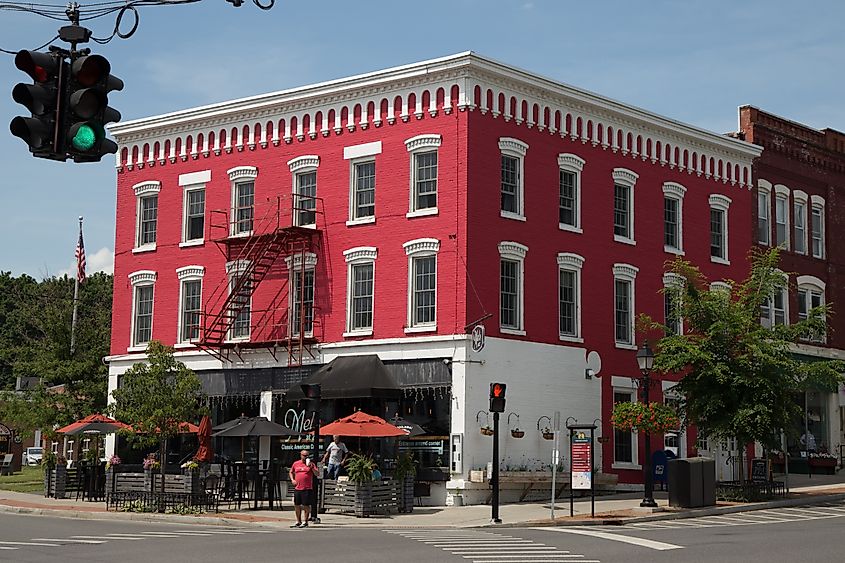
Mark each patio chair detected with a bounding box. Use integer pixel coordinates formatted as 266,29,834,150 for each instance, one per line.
203,474,223,512
0,454,13,476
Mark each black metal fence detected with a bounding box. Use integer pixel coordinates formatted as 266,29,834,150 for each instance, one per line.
106,491,220,513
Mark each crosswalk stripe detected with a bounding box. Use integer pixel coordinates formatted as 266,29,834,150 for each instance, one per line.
0,547,19,550
535,528,682,551
32,538,106,544
0,541,60,547
464,557,585,561
473,560,600,563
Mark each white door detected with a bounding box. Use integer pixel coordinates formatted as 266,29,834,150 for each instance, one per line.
698,436,736,481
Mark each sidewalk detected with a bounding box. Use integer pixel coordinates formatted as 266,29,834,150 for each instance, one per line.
2,474,845,529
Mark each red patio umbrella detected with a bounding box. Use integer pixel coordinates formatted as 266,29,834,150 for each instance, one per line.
319,411,409,437
194,415,213,462
57,414,129,435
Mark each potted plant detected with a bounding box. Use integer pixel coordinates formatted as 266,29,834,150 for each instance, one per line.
511,428,525,439
480,426,494,436
394,452,417,513
541,427,554,440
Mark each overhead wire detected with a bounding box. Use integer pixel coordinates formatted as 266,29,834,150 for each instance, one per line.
1,0,274,54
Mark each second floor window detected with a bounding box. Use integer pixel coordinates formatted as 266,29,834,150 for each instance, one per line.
411,256,436,327
757,189,770,245
559,269,577,337
134,285,154,346
761,288,786,328
500,259,520,330
501,155,520,215
614,279,632,345
292,269,315,336
350,263,374,331
181,279,202,342
775,195,788,248
234,181,254,235
138,195,158,246
229,275,251,339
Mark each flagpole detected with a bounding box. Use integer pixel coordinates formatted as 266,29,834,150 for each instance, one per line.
70,216,82,356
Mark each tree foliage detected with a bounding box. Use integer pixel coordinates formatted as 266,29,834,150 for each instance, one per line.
648,248,845,450
110,341,206,450
0,271,112,439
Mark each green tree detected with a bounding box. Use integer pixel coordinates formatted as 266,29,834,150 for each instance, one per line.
650,248,845,476
110,341,206,496
0,272,112,441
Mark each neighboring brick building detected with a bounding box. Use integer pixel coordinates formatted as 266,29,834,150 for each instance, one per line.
739,106,845,472
105,53,760,502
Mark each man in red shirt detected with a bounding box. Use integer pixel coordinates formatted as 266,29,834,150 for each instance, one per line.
289,449,319,527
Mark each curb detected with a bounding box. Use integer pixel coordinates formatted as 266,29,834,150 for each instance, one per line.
1,491,844,529
491,491,845,528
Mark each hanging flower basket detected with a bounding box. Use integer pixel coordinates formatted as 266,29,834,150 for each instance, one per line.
480,426,494,436
511,429,525,439
611,402,680,434
541,428,555,440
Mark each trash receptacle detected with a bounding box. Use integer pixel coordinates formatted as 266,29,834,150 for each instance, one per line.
668,457,716,508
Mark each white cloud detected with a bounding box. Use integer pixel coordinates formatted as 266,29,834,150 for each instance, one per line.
58,247,114,278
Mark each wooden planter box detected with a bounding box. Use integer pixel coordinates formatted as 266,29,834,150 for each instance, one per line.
397,475,414,513
322,479,399,517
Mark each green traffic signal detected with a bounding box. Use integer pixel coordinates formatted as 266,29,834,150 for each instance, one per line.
71,124,96,151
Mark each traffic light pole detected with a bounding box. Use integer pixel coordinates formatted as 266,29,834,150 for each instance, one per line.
491,411,501,524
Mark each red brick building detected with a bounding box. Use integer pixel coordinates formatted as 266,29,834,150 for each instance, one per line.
739,107,845,474
105,53,760,501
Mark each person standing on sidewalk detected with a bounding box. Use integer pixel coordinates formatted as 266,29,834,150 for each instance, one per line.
289,449,319,528
322,435,349,480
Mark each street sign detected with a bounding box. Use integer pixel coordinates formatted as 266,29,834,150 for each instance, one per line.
471,324,485,352
571,431,592,490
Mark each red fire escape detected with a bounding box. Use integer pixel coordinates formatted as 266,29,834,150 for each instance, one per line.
197,195,322,365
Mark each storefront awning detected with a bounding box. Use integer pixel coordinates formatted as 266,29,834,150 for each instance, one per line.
284,355,401,400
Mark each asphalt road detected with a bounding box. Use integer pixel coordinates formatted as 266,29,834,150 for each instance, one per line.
2,500,845,563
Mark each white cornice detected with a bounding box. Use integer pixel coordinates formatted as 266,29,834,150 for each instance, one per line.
498,137,529,157
343,246,378,263
109,52,760,166
662,182,687,199
227,166,257,182
403,238,441,256
128,270,157,286
284,252,318,269
612,263,639,281
709,194,732,210
176,265,205,280
132,181,161,197
288,155,320,172
226,259,251,275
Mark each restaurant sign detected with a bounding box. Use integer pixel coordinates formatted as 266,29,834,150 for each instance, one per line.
570,431,592,490
283,409,316,433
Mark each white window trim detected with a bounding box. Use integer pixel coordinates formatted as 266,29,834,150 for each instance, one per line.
774,184,790,250
558,153,585,233
498,241,528,335
227,166,258,237
797,276,826,343
757,179,772,246
663,272,685,335
225,259,252,342
810,195,825,259
347,157,376,224
710,281,732,293
343,141,382,161
288,156,320,228
404,238,440,333
611,377,640,470
128,270,157,352
285,252,318,338
709,194,732,265
613,263,638,349
557,253,585,342
133,180,160,252
793,190,808,255
406,134,442,217
343,247,377,337
499,137,529,221
176,265,205,345
181,183,206,245
612,168,638,245
662,182,686,254
761,272,789,329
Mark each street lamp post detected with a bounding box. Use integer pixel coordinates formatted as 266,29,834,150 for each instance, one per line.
636,340,658,508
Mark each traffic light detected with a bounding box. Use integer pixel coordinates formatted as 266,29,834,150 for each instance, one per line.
489,382,506,413
64,52,123,162
9,50,65,159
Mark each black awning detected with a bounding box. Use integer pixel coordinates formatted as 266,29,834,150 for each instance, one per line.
284,355,401,400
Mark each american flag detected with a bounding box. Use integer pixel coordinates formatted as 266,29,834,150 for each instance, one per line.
75,225,86,284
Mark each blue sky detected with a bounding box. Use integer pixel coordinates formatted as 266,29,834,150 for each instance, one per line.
1,0,843,277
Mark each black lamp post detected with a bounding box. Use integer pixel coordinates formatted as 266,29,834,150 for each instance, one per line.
636,340,658,508
301,383,321,522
